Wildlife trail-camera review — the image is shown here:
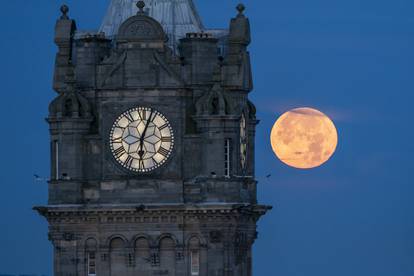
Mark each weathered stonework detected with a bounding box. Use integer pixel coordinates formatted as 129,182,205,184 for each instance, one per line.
35,2,270,275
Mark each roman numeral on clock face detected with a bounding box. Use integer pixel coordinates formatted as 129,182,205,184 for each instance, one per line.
159,123,169,130
139,109,148,121
113,146,126,158
125,112,134,122
151,157,159,166
124,155,133,168
158,147,169,157
161,136,172,143
111,136,123,144
139,159,145,170
148,111,156,123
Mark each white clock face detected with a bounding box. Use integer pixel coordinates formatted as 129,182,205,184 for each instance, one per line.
110,107,174,173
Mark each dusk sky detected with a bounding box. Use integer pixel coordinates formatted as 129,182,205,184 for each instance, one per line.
0,0,413,275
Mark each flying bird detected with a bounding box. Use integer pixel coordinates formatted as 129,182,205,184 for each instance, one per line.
34,174,49,182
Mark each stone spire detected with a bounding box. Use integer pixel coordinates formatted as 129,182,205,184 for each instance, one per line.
100,0,205,50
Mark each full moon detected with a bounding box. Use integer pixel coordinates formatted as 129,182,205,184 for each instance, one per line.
270,107,338,169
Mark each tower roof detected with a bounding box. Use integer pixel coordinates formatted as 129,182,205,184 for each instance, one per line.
100,0,211,50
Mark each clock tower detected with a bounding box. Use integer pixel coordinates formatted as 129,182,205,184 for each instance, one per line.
35,1,271,275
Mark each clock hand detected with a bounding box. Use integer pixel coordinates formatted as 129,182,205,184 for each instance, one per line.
138,110,154,159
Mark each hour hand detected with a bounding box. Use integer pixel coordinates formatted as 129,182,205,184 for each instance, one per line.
138,133,145,159
138,147,145,159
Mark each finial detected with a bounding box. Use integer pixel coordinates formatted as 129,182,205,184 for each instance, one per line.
236,3,245,15
137,1,146,13
60,5,69,19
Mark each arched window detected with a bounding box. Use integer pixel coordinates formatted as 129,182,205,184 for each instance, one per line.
135,238,151,273
110,238,127,275
160,237,176,275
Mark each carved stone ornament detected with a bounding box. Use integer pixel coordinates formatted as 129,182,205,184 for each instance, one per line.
117,14,167,42
126,21,155,37
195,83,231,116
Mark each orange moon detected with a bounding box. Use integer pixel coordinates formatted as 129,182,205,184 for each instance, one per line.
270,107,338,169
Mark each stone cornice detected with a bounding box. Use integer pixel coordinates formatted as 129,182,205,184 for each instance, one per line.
34,203,271,220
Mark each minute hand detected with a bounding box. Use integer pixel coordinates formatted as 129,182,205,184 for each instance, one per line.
139,110,154,157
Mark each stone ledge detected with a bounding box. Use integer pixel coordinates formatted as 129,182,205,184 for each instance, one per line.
34,203,272,218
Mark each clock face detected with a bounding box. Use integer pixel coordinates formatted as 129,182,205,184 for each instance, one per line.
240,113,247,170
110,107,174,173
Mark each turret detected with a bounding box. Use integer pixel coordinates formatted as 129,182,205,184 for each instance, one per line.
48,66,93,204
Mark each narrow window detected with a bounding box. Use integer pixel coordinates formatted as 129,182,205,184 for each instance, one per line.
224,139,231,178
54,141,59,180
88,252,97,276
190,250,200,276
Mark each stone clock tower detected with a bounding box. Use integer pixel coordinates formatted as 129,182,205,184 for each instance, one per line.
35,1,271,275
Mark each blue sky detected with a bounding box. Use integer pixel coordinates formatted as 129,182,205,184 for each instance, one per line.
0,0,413,275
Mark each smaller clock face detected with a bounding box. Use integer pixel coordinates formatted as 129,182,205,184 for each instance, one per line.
110,107,174,173
240,113,248,170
